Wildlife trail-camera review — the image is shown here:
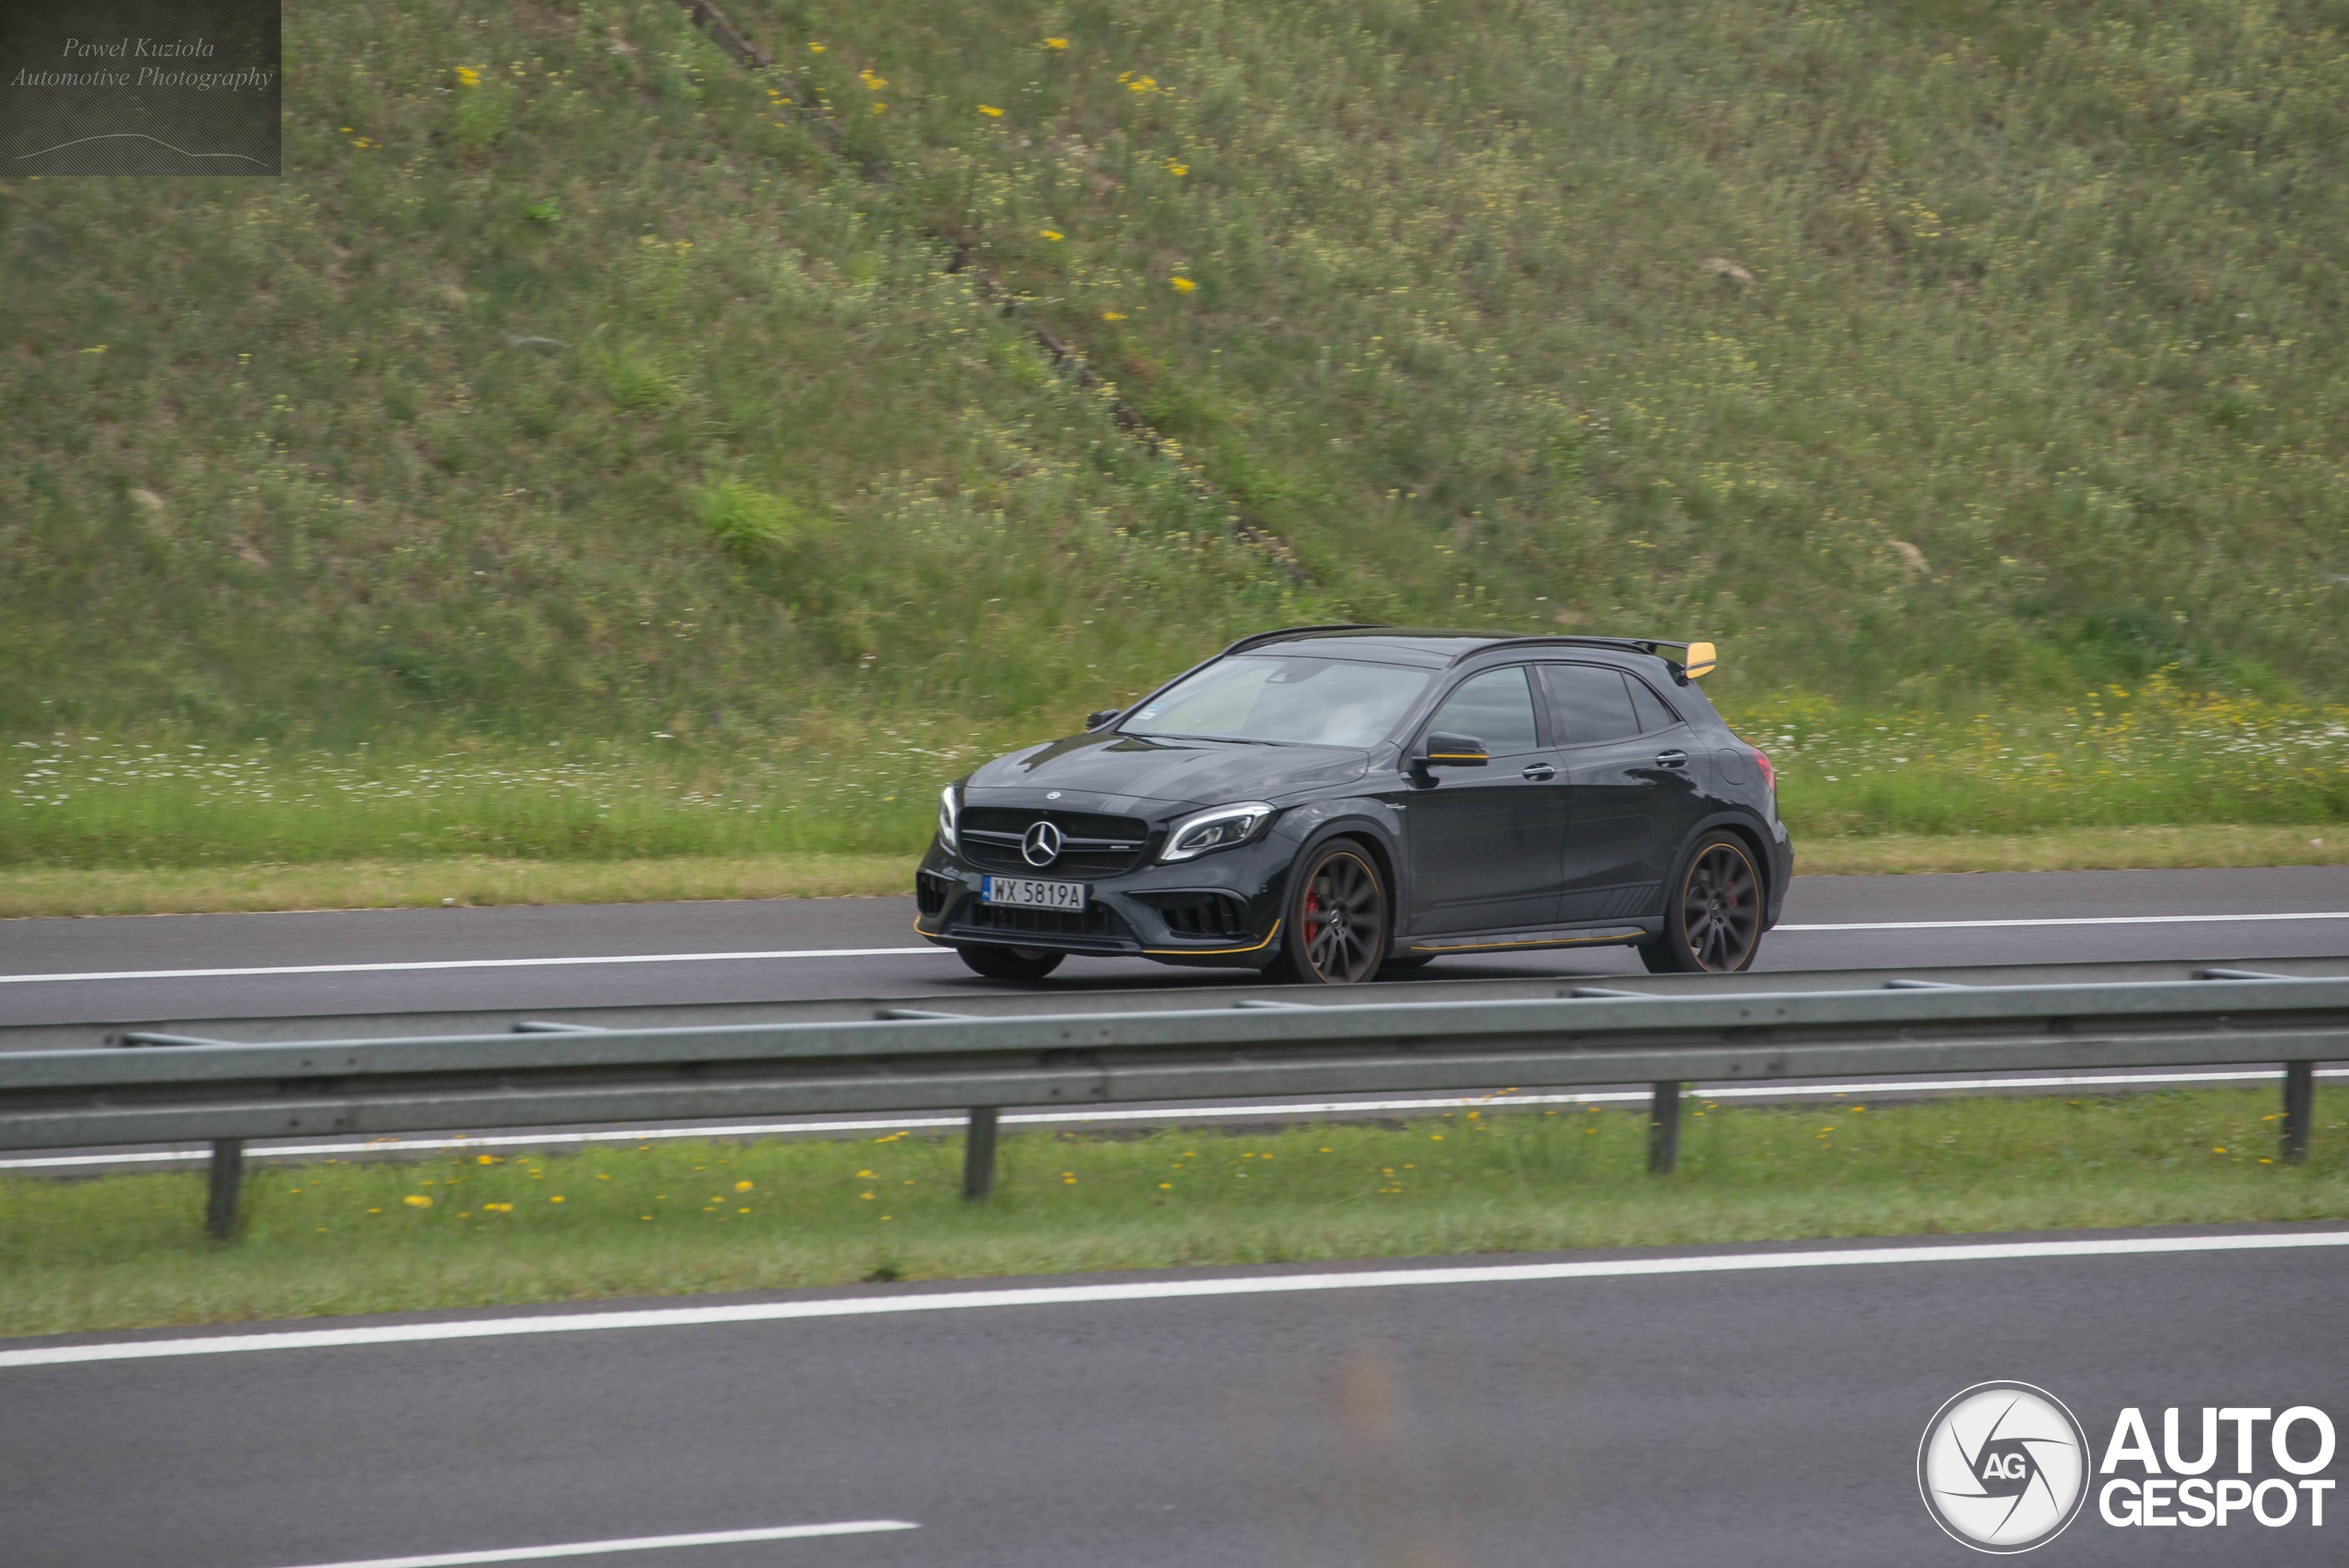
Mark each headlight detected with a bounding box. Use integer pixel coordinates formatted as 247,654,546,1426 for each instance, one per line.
1161,802,1276,862
937,782,961,853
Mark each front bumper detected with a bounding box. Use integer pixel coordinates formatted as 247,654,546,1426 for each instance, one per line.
913,835,1293,967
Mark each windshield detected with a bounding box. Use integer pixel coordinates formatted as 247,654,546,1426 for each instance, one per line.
1122,655,1433,748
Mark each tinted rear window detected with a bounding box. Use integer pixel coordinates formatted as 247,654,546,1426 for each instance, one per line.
1541,664,1641,744
1626,675,1682,732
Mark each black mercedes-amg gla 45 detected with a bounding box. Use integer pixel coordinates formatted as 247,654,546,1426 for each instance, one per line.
916,626,1793,984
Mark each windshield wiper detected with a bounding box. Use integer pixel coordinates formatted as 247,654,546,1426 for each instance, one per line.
1122,731,1284,746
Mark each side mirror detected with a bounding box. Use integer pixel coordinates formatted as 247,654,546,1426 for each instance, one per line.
1084,708,1122,731
1416,731,1489,769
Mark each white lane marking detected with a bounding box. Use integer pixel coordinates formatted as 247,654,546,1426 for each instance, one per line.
1778,912,2349,932
7,1068,2341,1171
5,910,2344,984
270,1521,917,1568
0,948,948,986
6,1231,2343,1370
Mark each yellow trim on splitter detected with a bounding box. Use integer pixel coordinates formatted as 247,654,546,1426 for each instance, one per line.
1144,918,1282,958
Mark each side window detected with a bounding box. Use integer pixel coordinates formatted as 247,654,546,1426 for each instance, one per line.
1626,675,1682,733
1426,667,1540,756
1540,664,1641,745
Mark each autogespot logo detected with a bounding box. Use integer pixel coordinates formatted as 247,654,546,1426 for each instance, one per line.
1918,1382,2091,1553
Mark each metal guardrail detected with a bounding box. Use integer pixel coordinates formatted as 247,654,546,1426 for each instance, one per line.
2,962,2342,1238
10,956,2346,1054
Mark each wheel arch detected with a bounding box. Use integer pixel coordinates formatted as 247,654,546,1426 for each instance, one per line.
1274,816,1403,968
1285,812,1402,900
1667,811,1776,921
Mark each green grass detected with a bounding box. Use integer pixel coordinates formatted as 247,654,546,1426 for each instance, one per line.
2,0,2343,770
4,1087,2342,1338
5,675,2343,876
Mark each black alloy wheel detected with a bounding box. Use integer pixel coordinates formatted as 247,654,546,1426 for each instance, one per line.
1269,841,1389,985
1642,834,1763,974
957,944,1066,982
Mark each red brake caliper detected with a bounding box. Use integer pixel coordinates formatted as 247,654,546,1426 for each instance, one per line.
1303,885,1322,947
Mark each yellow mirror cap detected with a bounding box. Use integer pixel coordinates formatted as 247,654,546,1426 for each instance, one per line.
1683,641,1717,679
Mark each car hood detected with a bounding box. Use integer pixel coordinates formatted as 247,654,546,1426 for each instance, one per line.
964,731,1371,818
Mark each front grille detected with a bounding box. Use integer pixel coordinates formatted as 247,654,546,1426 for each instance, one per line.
960,806,1153,876
956,901,1123,939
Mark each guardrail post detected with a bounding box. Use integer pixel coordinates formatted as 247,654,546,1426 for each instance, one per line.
204,1138,245,1240
963,1108,1000,1201
1647,1082,1682,1175
2281,1062,2315,1164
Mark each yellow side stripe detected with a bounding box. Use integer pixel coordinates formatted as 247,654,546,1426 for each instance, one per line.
1409,929,1642,952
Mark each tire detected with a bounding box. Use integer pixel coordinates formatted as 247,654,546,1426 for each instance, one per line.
956,944,1066,983
1263,839,1390,985
1642,833,1765,974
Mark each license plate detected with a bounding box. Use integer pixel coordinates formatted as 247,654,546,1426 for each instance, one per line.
981,876,1087,911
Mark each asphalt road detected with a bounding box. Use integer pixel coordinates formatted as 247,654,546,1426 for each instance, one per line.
4,1230,2343,1568
3,865,2346,1027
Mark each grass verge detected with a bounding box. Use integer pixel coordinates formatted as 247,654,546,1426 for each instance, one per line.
3,1088,2341,1339
0,852,914,919
3,827,2339,919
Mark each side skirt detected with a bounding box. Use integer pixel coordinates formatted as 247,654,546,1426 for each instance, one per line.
1405,919,1661,955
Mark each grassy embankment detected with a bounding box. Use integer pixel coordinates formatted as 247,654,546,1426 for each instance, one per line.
3,1087,2342,1337
3,0,2343,905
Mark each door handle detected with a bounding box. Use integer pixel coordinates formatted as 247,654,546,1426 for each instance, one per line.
1654,750,1689,768
1521,764,1556,781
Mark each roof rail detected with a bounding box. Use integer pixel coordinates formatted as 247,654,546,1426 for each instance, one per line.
1220,623,1390,655
1443,634,1690,666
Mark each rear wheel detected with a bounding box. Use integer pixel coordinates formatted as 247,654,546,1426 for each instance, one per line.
956,944,1065,983
1642,834,1764,974
1264,840,1389,985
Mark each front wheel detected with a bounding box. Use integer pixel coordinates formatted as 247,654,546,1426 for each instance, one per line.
1642,834,1764,974
1263,839,1390,985
957,944,1065,983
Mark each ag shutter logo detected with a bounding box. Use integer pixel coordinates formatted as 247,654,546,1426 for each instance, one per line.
1917,1382,2091,1553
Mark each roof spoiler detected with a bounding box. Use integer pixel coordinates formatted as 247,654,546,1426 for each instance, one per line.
1630,638,1717,686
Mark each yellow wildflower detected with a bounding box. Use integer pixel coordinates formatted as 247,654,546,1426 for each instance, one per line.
1101,311,1127,321
1043,37,1069,50
454,66,481,88
403,1194,433,1208
1170,276,1195,293
1164,158,1188,177
1041,228,1064,241
978,104,1003,116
